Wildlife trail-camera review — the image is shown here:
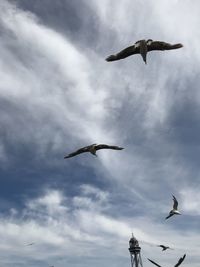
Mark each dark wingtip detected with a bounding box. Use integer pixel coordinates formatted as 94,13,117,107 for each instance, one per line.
174,43,183,49
105,55,116,62
115,147,124,150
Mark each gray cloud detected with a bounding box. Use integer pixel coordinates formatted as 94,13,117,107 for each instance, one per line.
0,188,198,267
0,0,200,266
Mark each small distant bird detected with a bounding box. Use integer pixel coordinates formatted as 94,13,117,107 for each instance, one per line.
148,254,186,267
157,245,173,251
26,243,35,246
165,195,181,220
64,144,124,158
105,39,183,64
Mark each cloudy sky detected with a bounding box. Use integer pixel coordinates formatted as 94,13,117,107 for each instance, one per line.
0,0,200,266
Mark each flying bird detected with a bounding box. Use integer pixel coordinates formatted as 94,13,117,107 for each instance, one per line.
165,195,181,220
148,254,186,267
26,242,35,246
157,245,173,251
106,39,183,64
64,144,124,158
174,254,186,267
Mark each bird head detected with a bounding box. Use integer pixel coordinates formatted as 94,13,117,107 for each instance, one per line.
147,39,153,45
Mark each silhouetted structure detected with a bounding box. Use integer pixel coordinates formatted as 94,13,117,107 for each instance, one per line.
129,234,143,267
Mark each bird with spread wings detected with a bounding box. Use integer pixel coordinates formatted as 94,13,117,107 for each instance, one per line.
165,195,181,220
106,39,183,64
64,144,124,159
157,245,173,251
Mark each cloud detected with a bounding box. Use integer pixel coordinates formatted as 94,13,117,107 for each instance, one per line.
0,188,199,266
73,184,110,211
0,0,200,266
180,187,200,215
0,0,116,163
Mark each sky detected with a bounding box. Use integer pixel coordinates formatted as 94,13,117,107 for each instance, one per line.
0,0,200,266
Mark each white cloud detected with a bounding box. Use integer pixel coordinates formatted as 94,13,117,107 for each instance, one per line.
180,187,200,215
1,0,200,266
73,184,110,211
26,190,68,216
0,0,117,162
0,188,198,266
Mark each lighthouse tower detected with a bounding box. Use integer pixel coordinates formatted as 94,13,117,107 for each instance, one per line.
128,234,143,267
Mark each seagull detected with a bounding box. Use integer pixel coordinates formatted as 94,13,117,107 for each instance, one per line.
148,254,186,267
26,242,35,246
157,245,173,251
105,39,183,64
165,195,181,220
64,144,124,158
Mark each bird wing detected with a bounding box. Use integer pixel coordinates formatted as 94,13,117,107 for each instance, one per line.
148,259,162,267
165,213,173,220
173,195,178,209
174,254,186,267
116,44,140,57
64,146,91,158
106,44,140,61
158,245,165,250
95,144,124,151
147,41,183,51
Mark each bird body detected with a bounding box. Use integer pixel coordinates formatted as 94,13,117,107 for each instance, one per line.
26,243,35,246
158,245,172,251
89,144,98,156
106,39,183,64
138,39,148,64
165,195,181,220
64,144,124,159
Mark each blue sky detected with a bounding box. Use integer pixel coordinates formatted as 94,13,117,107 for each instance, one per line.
0,0,200,266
